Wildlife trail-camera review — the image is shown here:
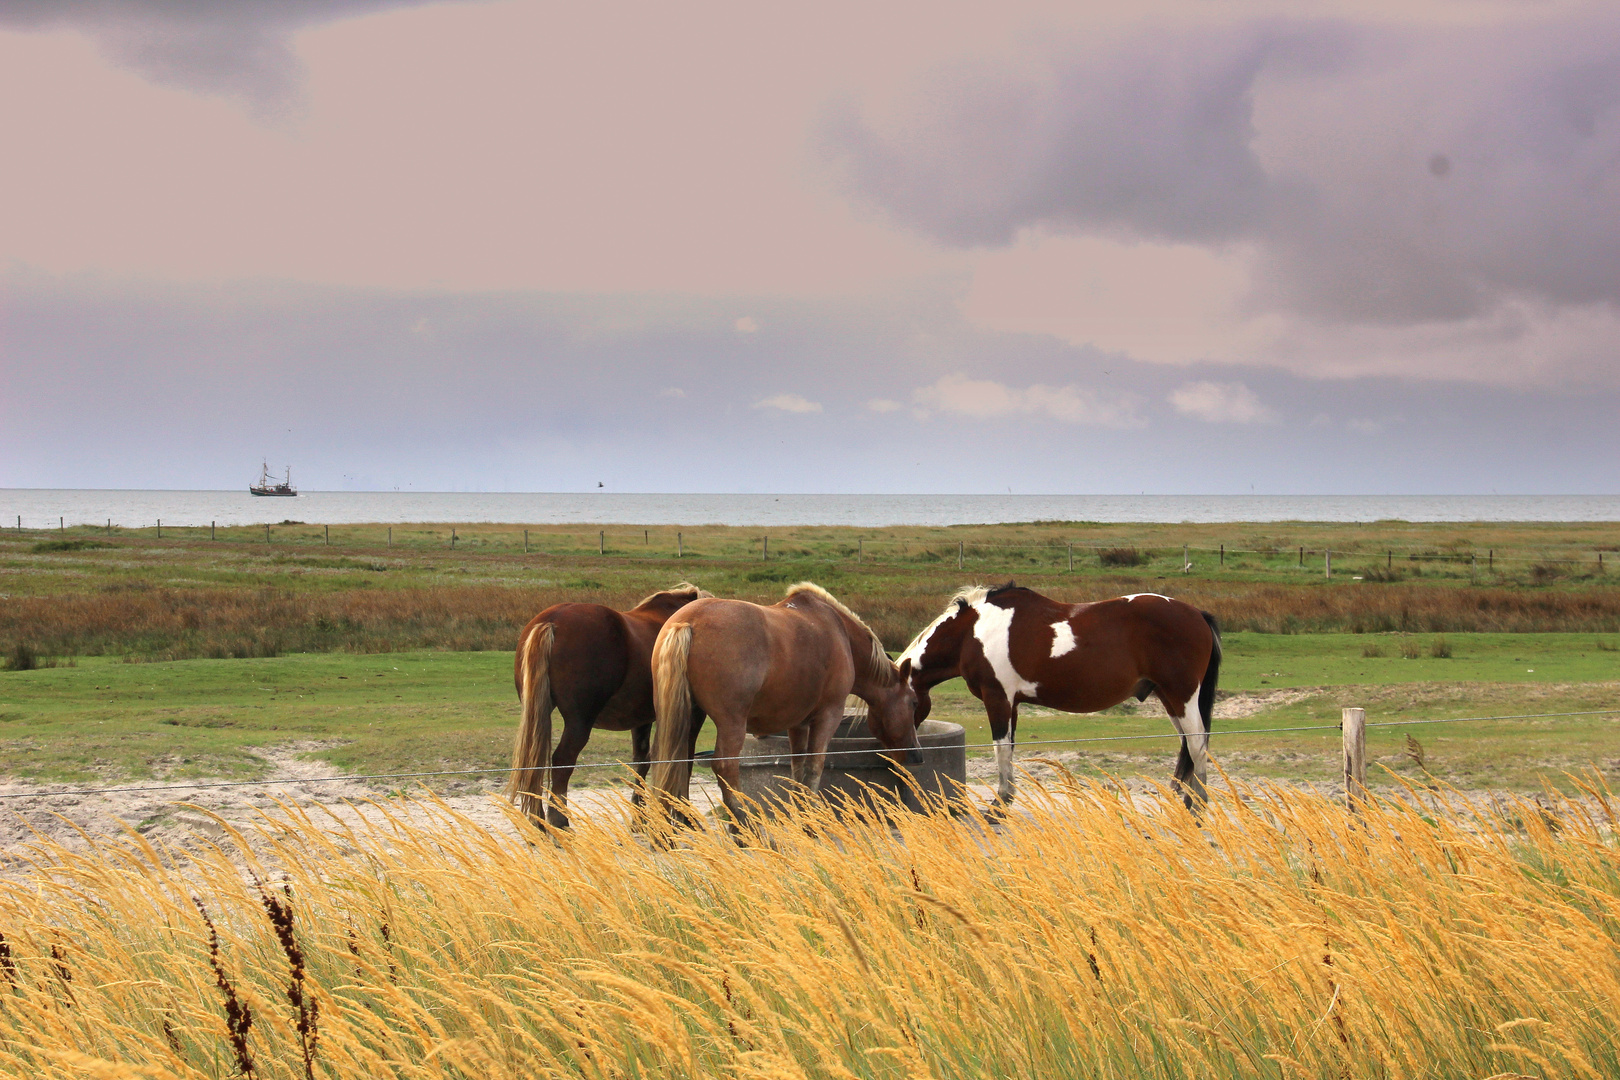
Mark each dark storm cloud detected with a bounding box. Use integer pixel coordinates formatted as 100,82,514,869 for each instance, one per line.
821,12,1620,328
0,0,452,115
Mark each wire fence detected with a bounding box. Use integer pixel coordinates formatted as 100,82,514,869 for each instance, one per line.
8,516,1616,576
1,708,1611,803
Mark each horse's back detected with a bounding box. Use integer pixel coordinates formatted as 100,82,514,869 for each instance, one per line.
671,596,850,726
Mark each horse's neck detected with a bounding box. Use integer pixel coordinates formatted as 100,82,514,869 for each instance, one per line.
913,614,970,685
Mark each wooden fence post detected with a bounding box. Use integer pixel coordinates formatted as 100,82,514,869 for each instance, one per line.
60,516,64,531
762,536,768,560
858,538,863,564
1299,546,1304,567
1220,543,1224,566
677,532,683,559
1183,544,1189,573
522,529,527,553
1342,707,1367,809
266,525,271,543
599,530,604,555
644,529,649,546
107,519,111,536
211,521,215,541
1325,549,1331,579
1068,543,1073,572
388,527,392,548
958,540,963,569
157,519,161,539
451,528,457,549
325,524,330,546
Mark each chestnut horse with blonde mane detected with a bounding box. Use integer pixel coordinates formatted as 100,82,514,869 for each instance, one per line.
508,583,709,827
899,583,1221,808
647,582,920,831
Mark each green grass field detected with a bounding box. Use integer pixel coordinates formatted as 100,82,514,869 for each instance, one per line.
5,630,1615,792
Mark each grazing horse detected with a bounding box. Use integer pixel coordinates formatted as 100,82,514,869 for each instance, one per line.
507,583,710,828
898,583,1221,808
646,582,920,831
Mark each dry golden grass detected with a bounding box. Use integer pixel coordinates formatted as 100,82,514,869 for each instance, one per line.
1,775,1617,1078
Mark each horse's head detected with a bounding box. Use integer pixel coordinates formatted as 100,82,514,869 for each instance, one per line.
867,657,922,765
899,591,980,728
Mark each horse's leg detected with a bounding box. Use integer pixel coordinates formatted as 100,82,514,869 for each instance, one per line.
984,692,1018,807
547,716,593,829
1160,690,1210,810
797,705,844,794
709,716,752,836
628,723,653,808
786,723,812,788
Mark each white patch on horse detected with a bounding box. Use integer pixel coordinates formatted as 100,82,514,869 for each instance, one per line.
1049,620,1076,658
1121,593,1172,602
971,602,1039,703
898,611,947,667
994,735,1015,802
1174,681,1210,780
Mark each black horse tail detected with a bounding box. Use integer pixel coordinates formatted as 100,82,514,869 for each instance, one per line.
1198,611,1221,732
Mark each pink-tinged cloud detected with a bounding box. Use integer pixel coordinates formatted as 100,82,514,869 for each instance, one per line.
1169,381,1274,424
912,374,1142,427
752,393,823,414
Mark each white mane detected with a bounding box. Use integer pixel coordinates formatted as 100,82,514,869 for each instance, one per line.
898,585,988,664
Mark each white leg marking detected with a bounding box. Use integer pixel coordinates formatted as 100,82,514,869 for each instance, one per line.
1179,682,1209,784
972,602,1039,700
995,735,1015,803
1049,620,1076,658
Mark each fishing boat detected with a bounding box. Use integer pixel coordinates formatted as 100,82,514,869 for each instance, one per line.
250,462,298,497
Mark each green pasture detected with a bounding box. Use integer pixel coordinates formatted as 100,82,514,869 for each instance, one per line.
2,631,1615,793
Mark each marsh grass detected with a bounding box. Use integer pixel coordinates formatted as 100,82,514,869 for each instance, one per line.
0,779,1617,1078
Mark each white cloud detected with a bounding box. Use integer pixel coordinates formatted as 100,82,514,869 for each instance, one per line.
734,316,759,334
912,373,1142,427
1169,381,1273,424
865,398,903,413
752,392,822,413
658,387,687,398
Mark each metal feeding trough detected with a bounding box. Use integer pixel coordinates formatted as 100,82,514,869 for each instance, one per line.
704,714,967,817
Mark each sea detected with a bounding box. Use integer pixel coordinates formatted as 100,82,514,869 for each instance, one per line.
3,491,1618,529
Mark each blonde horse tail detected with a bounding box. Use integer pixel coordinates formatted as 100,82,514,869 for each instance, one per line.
647,622,695,802
506,622,554,818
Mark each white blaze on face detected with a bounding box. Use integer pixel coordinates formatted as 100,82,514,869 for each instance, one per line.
1049,620,1076,658
971,601,1039,701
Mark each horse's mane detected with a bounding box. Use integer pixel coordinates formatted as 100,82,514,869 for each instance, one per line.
899,582,1013,659
785,582,897,686
635,582,712,608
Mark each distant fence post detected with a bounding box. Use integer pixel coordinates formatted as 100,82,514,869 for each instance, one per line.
1488,549,1492,570
1342,707,1367,809
211,521,215,541
1068,542,1073,572
958,540,963,569
522,529,527,553
1471,553,1477,582
60,516,64,531
325,524,330,546
1183,544,1189,573
1325,549,1331,579
451,528,457,549
1220,543,1224,566
677,532,683,558
599,530,604,556
762,536,768,560
388,526,392,548
858,538,863,564
157,519,161,540
266,525,271,544
106,519,111,536
644,529,648,546
1299,546,1304,567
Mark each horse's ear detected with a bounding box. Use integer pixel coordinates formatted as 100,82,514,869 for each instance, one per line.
897,657,912,680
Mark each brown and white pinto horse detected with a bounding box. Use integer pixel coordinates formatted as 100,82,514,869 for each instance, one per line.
507,583,710,828
899,583,1222,808
647,582,920,831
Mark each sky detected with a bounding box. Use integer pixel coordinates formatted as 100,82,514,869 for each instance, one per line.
0,0,1616,494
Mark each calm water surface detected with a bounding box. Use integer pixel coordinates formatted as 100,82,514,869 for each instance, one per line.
4,491,1617,528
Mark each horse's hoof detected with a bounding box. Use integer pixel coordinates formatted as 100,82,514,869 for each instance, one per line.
546,809,572,830
983,799,1014,823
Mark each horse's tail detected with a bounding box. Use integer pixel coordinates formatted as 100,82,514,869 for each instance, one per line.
647,622,696,800
1198,611,1222,732
506,621,554,818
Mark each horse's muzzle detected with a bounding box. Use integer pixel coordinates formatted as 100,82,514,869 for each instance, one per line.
905,746,924,766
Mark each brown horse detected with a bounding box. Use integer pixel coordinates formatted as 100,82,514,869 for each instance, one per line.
898,583,1221,808
646,582,920,831
507,583,710,827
